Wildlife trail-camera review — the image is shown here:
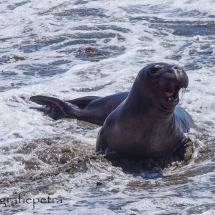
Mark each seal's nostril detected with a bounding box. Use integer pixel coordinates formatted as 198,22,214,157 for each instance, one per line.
173,66,178,70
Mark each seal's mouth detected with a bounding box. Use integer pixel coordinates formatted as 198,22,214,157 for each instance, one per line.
163,85,181,101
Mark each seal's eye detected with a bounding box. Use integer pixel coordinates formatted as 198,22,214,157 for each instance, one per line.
150,66,162,75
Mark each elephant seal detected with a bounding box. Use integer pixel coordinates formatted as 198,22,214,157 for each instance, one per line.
30,63,194,159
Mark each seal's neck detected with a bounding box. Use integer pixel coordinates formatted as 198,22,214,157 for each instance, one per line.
125,79,175,121
124,95,174,121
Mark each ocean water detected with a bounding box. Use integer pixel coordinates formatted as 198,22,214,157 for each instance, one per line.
0,0,215,214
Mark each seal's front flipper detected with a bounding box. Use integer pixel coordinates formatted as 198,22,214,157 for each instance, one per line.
174,106,194,133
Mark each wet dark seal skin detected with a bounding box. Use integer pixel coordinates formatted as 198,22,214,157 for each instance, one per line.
30,63,194,159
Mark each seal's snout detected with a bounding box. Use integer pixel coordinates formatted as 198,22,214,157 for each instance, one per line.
155,64,189,104
169,66,188,89
147,64,188,89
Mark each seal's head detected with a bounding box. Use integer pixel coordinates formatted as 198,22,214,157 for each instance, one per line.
132,63,188,112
